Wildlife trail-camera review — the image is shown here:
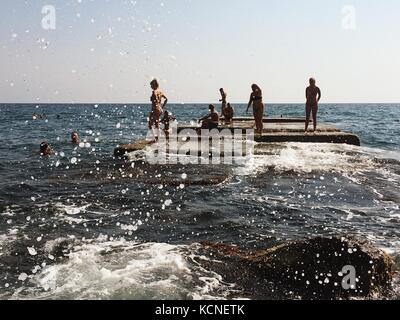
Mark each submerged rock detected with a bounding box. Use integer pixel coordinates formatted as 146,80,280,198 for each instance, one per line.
197,236,394,300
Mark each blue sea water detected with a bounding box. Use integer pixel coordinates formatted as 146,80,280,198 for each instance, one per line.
0,103,399,300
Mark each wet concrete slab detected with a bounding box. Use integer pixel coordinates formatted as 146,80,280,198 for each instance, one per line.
114,118,360,157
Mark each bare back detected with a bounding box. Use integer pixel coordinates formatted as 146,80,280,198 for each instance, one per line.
151,90,164,112
306,86,321,106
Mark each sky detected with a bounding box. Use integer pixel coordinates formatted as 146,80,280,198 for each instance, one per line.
0,0,399,103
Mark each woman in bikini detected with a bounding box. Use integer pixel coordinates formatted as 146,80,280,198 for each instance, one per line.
149,79,168,141
305,78,321,133
246,84,265,135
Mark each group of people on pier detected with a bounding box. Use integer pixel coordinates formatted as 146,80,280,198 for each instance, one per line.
147,78,321,141
38,78,322,156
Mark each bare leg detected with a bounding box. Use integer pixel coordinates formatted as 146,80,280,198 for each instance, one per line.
259,105,264,134
149,110,162,142
256,111,261,134
149,112,156,141
154,110,162,141
312,105,318,132
253,108,258,133
305,105,311,133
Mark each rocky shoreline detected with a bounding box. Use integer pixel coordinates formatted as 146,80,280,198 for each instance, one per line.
195,236,395,300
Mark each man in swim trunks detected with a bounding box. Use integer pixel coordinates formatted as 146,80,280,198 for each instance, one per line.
199,105,220,130
305,78,322,133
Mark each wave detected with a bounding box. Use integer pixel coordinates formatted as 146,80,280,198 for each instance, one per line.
10,239,239,300
234,142,400,176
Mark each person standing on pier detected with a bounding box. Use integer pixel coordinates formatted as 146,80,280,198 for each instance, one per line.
149,79,168,142
246,84,265,135
305,78,321,133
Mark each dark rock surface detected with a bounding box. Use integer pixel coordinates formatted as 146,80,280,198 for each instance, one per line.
196,236,394,299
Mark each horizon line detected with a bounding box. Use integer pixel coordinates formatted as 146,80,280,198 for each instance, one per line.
1,102,400,105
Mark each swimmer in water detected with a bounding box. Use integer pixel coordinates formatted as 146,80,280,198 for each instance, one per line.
246,84,265,135
33,113,46,120
305,78,322,133
40,142,54,156
199,104,220,130
71,132,80,145
149,79,168,142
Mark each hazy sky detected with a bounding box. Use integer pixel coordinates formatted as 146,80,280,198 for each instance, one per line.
1,0,399,103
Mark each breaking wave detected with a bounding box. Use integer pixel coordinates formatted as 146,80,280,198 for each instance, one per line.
10,239,239,300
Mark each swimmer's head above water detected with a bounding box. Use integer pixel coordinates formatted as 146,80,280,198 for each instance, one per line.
71,132,80,144
40,142,53,156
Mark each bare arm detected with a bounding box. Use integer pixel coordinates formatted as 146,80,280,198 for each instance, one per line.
317,87,321,102
199,114,210,123
161,93,168,110
246,94,253,113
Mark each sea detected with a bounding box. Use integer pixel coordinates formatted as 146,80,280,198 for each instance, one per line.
0,103,399,300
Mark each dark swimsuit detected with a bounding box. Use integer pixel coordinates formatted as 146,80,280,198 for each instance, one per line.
252,96,263,112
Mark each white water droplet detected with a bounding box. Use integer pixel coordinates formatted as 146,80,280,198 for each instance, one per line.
27,247,37,256
18,273,28,281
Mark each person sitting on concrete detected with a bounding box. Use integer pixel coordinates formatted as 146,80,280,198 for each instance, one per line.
199,105,220,130
223,103,235,124
219,88,235,124
161,110,176,135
